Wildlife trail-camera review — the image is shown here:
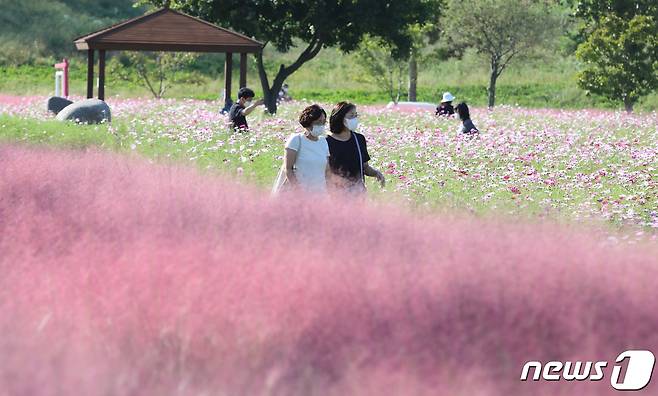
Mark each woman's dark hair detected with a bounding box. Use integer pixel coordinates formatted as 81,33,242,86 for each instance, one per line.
237,87,255,99
455,102,470,121
329,101,356,134
299,104,327,128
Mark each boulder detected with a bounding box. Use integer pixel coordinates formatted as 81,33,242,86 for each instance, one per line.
46,96,73,115
56,99,111,124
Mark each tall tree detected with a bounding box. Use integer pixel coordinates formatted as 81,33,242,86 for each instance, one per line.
356,22,439,104
407,22,441,102
574,0,657,22
575,15,657,112
356,36,408,104
108,52,199,98
155,0,440,113
443,0,562,108
574,1,657,112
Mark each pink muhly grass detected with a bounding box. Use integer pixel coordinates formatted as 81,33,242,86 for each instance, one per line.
0,143,657,396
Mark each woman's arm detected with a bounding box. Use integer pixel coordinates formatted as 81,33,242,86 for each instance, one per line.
325,161,334,189
284,147,298,185
364,162,385,187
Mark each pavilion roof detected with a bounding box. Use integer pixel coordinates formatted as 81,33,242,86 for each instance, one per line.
75,8,263,53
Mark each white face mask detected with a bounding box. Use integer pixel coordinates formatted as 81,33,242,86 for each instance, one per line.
344,117,359,131
310,124,325,137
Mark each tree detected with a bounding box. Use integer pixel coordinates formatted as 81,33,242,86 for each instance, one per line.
573,1,658,112
356,36,408,104
560,0,656,51
357,22,440,103
574,0,657,23
108,52,198,98
407,22,441,102
443,0,562,108
154,0,440,113
575,15,657,112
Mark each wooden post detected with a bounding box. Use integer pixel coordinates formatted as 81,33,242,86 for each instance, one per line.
98,50,106,101
224,52,233,108
239,53,247,88
87,49,94,99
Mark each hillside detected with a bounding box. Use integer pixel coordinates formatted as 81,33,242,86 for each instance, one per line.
0,0,144,63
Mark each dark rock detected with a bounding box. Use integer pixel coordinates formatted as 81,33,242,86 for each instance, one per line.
46,96,73,115
56,99,111,124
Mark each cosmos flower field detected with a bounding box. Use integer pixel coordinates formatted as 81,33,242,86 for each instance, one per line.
1,96,656,239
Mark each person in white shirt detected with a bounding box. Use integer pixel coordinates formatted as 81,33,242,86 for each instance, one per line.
277,104,330,194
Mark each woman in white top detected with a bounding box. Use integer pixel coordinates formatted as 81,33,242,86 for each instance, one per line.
279,104,330,194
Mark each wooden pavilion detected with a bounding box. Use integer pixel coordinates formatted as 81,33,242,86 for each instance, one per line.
74,8,263,106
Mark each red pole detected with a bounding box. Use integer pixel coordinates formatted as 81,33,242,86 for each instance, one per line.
55,58,69,98
63,58,69,98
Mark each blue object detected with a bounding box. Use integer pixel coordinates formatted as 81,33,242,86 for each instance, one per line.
221,98,234,114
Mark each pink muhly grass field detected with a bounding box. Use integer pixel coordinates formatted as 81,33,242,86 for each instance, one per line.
1,143,657,396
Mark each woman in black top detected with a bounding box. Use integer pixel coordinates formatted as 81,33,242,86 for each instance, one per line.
326,102,385,193
455,102,479,135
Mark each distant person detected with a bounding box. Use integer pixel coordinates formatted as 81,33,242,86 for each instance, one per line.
228,87,263,131
220,89,233,113
436,92,455,116
272,104,330,195
455,102,479,135
278,83,292,103
326,102,385,194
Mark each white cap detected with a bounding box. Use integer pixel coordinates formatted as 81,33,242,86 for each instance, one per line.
441,92,455,102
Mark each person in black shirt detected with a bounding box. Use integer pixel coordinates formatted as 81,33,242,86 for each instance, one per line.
228,87,263,131
455,102,479,135
436,92,455,116
326,101,385,193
